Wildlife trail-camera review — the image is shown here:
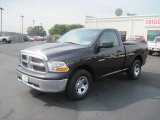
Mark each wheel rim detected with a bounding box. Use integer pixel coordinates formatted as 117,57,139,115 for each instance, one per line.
75,76,89,96
134,63,140,77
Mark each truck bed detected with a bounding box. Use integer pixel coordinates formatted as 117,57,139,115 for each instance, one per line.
123,42,148,69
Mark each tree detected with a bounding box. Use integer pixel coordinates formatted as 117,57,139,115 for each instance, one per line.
49,24,84,35
27,26,46,36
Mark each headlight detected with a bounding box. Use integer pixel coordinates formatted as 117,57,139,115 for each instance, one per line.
47,61,69,72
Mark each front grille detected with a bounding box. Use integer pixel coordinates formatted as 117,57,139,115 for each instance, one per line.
31,57,43,63
32,65,46,72
21,54,46,73
22,61,28,68
22,55,27,60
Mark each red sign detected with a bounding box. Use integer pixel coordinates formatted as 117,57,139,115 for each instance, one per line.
144,18,160,26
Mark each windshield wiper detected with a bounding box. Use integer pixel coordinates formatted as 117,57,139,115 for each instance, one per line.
63,42,80,45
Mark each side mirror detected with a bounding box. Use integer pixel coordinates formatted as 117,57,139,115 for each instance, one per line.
98,41,114,48
94,41,114,53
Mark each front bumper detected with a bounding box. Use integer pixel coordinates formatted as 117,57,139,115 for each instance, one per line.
148,48,160,52
17,70,68,93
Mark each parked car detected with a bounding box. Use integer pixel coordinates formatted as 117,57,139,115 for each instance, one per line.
0,35,12,44
126,35,147,44
34,36,44,41
23,36,30,42
148,36,160,55
16,28,148,100
27,36,36,42
26,36,45,41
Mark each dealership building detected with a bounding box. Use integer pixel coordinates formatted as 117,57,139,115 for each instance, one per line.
85,14,160,41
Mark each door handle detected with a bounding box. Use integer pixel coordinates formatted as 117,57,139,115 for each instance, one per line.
98,58,105,62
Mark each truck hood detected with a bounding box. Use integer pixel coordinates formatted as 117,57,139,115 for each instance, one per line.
21,42,88,60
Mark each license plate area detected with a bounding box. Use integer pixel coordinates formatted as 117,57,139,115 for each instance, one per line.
22,74,28,83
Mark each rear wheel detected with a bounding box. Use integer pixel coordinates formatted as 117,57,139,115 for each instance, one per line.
127,60,141,80
7,41,11,44
66,69,92,100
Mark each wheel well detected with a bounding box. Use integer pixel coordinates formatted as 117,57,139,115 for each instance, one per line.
70,65,95,81
2,38,7,41
135,55,143,65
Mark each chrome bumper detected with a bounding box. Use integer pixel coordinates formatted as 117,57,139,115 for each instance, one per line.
17,70,68,93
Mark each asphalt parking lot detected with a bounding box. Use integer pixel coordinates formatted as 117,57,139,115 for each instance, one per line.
0,42,160,120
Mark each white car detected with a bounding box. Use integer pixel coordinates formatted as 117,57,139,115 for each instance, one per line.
0,36,12,44
148,36,160,55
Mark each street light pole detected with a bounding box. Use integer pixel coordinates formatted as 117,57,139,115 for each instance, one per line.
21,15,24,40
127,13,136,36
33,19,35,27
0,7,4,36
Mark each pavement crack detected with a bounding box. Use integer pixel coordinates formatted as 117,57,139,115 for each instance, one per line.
2,108,14,119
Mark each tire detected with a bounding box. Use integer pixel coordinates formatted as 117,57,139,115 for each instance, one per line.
127,60,141,80
148,50,153,55
2,39,7,44
66,69,92,100
7,41,11,44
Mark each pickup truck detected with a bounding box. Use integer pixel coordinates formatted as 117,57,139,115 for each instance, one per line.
148,36,160,55
16,28,148,100
0,36,12,44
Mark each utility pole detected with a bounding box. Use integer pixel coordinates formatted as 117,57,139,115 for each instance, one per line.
21,15,24,40
127,13,136,36
33,19,35,27
0,7,4,36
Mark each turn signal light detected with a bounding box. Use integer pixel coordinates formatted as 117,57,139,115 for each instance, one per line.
55,67,69,72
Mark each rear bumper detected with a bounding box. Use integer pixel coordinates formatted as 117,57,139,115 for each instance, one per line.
17,70,68,93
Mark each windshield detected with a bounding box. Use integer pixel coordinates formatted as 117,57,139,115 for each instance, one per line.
57,29,101,45
155,38,160,42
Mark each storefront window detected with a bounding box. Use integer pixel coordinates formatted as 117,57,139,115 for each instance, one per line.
147,30,160,41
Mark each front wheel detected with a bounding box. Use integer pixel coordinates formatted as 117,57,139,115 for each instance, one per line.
66,69,92,100
2,39,7,44
127,60,141,80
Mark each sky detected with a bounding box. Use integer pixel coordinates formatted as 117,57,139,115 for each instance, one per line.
0,0,160,34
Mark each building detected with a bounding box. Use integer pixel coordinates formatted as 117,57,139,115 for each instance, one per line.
85,15,160,41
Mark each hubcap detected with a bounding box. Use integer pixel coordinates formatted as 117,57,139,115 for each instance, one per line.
134,63,140,77
75,76,89,95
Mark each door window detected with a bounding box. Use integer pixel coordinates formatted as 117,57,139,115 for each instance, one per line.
99,30,119,46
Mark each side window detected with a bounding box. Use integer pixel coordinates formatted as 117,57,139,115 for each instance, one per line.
99,30,119,46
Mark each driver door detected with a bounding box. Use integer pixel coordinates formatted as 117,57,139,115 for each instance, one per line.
95,30,125,77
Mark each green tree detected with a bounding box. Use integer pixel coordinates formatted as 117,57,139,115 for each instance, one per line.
27,26,46,36
68,24,84,30
49,24,84,35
